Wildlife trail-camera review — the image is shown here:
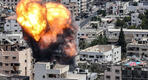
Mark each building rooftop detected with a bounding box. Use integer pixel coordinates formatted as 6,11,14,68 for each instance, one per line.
5,15,16,20
108,29,148,32
81,45,119,53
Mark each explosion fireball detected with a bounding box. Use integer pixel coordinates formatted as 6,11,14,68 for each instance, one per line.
16,0,77,64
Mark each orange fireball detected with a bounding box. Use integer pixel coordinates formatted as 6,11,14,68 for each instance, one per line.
16,0,77,57
16,0,71,42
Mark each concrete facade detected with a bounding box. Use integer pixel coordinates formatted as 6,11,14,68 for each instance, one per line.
4,15,22,33
104,65,121,80
80,45,121,63
131,13,142,26
0,47,32,78
106,29,148,43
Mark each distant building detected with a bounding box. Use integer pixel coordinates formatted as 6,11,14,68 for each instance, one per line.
127,2,148,13
80,45,121,63
106,1,129,15
106,29,148,43
131,13,142,26
34,62,97,80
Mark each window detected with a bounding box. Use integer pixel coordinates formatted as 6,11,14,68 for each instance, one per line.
100,56,102,58
115,69,120,73
25,60,27,62
14,25,17,27
48,74,56,78
5,56,9,59
0,62,2,66
7,25,9,27
115,76,120,80
89,55,94,58
5,63,9,66
42,75,45,78
106,75,110,79
107,68,111,71
12,57,16,59
136,34,138,37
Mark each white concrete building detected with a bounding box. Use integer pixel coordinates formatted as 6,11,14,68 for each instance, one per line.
80,45,121,63
106,29,148,43
131,13,142,26
4,15,22,33
34,62,97,80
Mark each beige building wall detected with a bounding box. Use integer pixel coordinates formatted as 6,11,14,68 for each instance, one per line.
0,48,33,79
19,48,33,78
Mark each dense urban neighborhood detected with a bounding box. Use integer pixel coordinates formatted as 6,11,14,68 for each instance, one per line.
0,0,148,80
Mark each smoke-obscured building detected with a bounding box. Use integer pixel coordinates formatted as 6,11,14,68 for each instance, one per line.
80,45,121,63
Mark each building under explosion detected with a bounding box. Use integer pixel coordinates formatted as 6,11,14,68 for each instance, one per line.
16,0,78,64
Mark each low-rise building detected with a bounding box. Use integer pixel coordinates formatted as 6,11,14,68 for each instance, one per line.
106,29,148,43
34,62,97,80
127,38,148,57
104,58,148,80
78,29,104,43
80,45,121,63
128,2,148,13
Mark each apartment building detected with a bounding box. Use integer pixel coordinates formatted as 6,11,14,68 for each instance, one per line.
106,29,148,43
0,45,32,78
106,1,129,15
34,62,97,80
131,13,142,26
4,15,22,33
127,38,148,57
78,29,104,42
80,45,121,63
